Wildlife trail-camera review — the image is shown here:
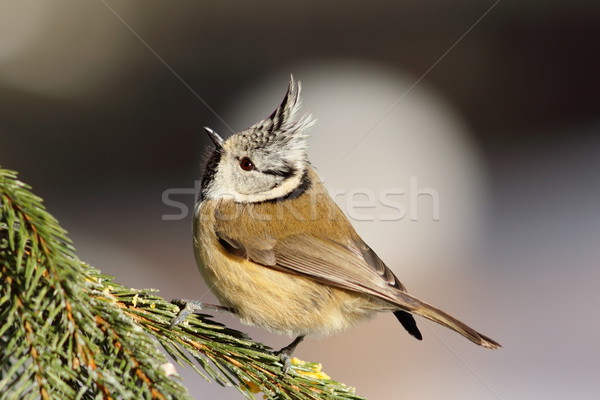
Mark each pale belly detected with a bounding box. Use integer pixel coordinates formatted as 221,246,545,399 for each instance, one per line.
196,240,378,337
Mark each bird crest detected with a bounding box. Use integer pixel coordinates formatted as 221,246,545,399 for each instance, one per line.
235,75,315,162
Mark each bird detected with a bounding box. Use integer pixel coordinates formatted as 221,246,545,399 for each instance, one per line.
174,76,500,369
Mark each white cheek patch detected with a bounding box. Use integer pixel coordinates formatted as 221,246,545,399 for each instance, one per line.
235,170,279,195
208,170,304,203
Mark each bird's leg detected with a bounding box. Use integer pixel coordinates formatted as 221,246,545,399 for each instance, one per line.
274,335,305,373
170,299,234,328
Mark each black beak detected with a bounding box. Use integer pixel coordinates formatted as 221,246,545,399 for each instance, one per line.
204,127,224,148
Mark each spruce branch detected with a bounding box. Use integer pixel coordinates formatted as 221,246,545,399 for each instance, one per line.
0,168,366,400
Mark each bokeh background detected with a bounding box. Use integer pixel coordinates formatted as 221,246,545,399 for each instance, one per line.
1,1,599,399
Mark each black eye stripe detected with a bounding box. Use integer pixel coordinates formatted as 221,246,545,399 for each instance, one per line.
262,166,296,178
262,169,311,204
261,159,296,178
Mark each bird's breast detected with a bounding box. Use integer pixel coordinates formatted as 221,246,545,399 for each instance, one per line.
192,199,376,336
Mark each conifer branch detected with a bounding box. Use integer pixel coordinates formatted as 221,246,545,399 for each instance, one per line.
0,168,366,400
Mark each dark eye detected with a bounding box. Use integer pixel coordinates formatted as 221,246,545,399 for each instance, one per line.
239,157,254,171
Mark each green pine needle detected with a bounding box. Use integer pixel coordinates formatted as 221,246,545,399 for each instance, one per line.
0,168,366,400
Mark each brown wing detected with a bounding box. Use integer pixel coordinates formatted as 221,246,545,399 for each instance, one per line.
216,229,420,310
215,229,500,349
352,239,408,291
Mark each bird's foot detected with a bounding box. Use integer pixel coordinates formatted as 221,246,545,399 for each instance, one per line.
274,335,305,374
169,299,234,328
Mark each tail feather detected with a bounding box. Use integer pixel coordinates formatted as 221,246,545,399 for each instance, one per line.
394,292,501,349
393,310,422,340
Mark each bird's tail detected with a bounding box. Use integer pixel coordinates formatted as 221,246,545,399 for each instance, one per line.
395,292,501,349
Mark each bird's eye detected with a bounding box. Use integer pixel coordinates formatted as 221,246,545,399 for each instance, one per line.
239,157,254,171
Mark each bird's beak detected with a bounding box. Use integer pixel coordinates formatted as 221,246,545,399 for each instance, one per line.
204,127,224,148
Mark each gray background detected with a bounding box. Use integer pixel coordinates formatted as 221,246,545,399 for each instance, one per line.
1,1,599,399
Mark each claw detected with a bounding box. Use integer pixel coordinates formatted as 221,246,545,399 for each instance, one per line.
274,335,305,374
169,299,234,328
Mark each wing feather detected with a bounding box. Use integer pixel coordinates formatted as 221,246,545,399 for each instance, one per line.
213,214,499,348
216,230,418,309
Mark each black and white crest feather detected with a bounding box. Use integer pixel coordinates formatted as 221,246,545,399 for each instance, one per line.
237,75,315,163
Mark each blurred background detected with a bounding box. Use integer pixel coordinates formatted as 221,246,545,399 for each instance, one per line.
1,1,599,399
